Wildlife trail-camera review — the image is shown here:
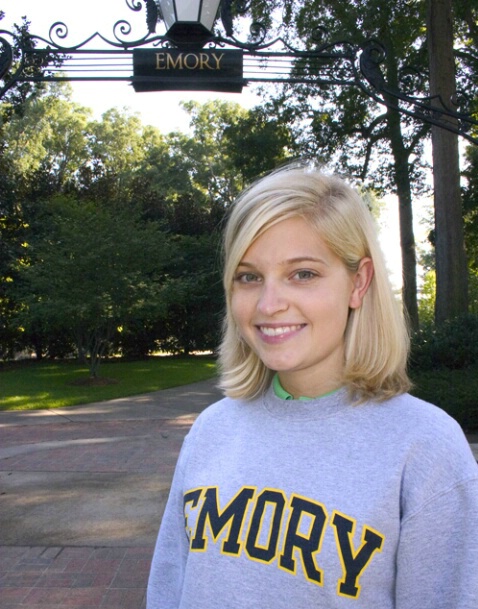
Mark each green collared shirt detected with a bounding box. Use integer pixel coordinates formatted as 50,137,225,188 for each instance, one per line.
272,374,340,401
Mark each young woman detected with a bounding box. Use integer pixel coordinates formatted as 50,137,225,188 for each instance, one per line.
147,164,478,608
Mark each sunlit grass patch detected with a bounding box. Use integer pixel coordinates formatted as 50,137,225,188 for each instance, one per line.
0,356,217,411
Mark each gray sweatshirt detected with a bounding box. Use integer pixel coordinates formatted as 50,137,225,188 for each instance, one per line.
147,387,478,608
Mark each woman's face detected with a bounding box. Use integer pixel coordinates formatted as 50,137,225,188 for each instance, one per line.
230,216,371,398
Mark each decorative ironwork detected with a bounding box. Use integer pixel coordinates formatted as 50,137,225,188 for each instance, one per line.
358,40,477,143
1,0,477,143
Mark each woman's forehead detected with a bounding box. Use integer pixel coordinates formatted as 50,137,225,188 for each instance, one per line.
238,217,334,265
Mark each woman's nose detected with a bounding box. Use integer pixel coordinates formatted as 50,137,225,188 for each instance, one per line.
257,280,289,316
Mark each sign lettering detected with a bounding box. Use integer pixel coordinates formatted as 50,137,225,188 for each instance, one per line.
133,49,243,92
155,52,226,71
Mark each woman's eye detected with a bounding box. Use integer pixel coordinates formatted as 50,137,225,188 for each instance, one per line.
235,272,260,284
293,270,317,280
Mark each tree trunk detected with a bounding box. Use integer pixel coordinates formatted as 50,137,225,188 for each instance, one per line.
383,43,420,331
387,109,420,331
397,176,419,331
427,0,468,323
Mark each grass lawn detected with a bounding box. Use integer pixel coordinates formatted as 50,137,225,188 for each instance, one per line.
2,356,477,431
0,356,217,411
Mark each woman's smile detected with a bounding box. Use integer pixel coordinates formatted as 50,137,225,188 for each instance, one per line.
256,323,307,342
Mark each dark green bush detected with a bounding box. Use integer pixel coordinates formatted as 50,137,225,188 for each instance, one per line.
410,314,478,371
410,367,478,432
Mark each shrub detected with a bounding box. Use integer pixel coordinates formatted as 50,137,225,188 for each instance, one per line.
410,314,478,371
410,367,478,432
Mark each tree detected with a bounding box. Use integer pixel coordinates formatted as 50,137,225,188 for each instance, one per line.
2,82,91,190
155,233,224,355
0,13,63,114
15,196,172,377
462,146,478,315
223,106,293,185
0,14,66,357
427,0,468,323
179,100,249,206
176,100,294,200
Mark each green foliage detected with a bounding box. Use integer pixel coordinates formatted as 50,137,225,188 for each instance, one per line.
410,314,478,371
155,233,224,355
417,270,436,325
410,308,478,430
222,107,293,183
256,0,429,189
411,366,478,432
179,100,248,204
14,196,171,377
463,145,478,272
87,108,147,178
1,84,91,186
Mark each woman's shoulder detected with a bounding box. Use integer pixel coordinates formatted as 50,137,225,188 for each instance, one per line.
378,393,478,521
375,392,465,449
380,392,477,480
382,392,464,438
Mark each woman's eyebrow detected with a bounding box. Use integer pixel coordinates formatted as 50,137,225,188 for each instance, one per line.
237,256,329,268
283,256,328,266
236,261,255,268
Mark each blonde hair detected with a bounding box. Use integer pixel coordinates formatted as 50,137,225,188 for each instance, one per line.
218,163,411,402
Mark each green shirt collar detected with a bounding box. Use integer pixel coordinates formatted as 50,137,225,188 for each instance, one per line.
272,373,340,401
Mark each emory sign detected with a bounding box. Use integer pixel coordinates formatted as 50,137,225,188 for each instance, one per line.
133,48,244,92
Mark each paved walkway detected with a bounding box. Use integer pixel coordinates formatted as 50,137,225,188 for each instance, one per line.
0,379,223,609
0,379,477,609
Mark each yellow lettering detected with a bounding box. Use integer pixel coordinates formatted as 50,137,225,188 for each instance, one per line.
184,488,203,540
199,53,212,70
211,53,225,69
155,53,166,70
183,53,198,69
156,51,224,72
184,486,385,596
166,53,184,70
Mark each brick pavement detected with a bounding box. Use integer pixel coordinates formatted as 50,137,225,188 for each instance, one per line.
0,546,151,609
0,379,223,609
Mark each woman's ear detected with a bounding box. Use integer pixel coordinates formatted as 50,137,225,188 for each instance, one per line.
349,257,374,309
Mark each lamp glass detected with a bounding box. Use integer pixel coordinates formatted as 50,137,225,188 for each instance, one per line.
160,0,177,30
199,0,222,31
176,0,200,22
158,0,222,32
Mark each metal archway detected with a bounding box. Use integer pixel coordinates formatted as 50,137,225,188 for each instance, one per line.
1,0,477,144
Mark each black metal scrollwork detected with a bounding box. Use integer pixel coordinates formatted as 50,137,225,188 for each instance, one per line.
0,0,476,144
126,0,144,12
358,39,478,142
0,35,14,81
